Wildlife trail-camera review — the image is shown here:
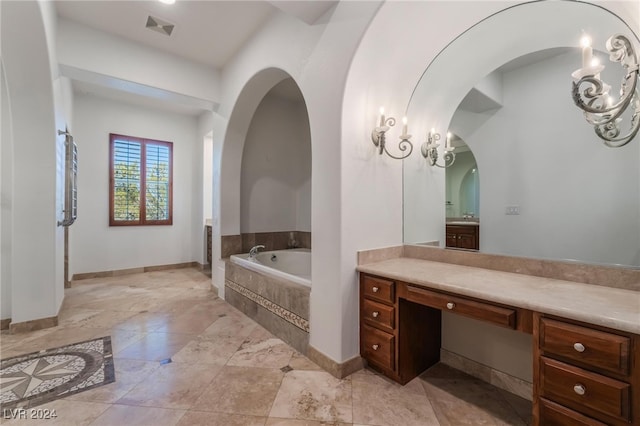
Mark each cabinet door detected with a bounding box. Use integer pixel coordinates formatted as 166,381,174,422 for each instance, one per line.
446,232,458,248
457,233,477,249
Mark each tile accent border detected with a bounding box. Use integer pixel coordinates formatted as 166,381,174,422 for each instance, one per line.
441,349,532,401
225,279,309,332
307,345,363,380
72,261,200,281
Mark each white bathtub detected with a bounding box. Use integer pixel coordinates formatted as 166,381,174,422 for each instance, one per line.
230,248,311,287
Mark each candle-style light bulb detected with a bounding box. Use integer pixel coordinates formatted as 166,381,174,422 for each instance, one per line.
379,107,385,127
581,35,593,68
445,132,452,150
402,117,408,135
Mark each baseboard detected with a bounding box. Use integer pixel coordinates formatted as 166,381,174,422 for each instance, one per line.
440,349,532,401
1,318,11,330
72,261,201,281
9,315,58,334
307,345,363,379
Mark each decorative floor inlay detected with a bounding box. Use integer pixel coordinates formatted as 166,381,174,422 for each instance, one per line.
1,336,115,410
225,279,310,332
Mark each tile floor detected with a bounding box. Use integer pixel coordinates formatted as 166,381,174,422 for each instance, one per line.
0,268,531,425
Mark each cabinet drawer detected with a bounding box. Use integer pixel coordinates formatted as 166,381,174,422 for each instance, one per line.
362,299,395,332
540,318,630,376
405,285,516,329
540,357,631,422
540,398,607,426
362,275,395,304
361,324,395,371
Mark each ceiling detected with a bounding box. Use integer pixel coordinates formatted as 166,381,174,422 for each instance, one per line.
55,1,338,70
55,1,336,115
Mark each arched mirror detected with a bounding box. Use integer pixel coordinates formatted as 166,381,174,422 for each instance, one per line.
403,0,640,268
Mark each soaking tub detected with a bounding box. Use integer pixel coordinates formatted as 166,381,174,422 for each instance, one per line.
230,248,311,287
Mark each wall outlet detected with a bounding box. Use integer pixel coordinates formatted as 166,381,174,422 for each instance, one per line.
505,205,520,215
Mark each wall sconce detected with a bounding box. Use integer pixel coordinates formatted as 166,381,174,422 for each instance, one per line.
421,130,456,168
371,107,413,159
571,33,639,147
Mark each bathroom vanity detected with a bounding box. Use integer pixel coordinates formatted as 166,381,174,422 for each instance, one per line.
357,253,640,426
445,221,479,250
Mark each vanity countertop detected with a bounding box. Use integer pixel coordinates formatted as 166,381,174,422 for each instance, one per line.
357,257,640,334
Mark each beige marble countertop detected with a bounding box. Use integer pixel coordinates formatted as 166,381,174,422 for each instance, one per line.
357,258,640,335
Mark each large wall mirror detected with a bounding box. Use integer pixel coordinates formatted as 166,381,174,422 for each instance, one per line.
403,0,640,268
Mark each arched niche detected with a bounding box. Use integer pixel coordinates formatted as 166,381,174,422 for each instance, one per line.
220,68,310,239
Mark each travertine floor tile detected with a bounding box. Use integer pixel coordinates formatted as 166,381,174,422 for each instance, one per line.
226,337,294,369
116,361,221,409
419,364,529,426
269,370,352,423
191,366,284,416
114,332,196,361
2,268,532,426
65,359,160,403
177,411,266,426
352,369,439,426
172,334,246,365
89,404,186,426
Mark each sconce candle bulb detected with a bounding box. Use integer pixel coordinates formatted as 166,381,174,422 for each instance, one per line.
421,129,456,168
371,108,413,160
571,33,639,147
581,35,592,68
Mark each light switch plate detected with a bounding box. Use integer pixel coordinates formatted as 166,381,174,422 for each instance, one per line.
505,205,520,215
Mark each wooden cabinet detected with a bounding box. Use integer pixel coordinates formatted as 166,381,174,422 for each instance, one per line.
535,314,639,425
359,274,441,384
445,223,479,250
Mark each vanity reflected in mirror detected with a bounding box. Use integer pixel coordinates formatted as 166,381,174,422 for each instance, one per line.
444,135,479,250
403,0,640,268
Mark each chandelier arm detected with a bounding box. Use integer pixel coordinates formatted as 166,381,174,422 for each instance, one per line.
383,138,414,160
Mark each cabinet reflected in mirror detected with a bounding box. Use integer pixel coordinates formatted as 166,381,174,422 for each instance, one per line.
445,135,480,251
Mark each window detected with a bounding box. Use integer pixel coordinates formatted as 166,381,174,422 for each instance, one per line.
109,133,173,226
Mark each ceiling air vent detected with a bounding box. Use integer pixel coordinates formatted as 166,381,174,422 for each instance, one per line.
146,15,175,36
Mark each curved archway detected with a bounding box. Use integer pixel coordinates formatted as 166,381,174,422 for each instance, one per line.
220,68,306,237
1,0,63,325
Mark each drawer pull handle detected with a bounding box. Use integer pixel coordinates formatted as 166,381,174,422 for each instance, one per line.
573,384,586,396
573,342,586,353
372,286,379,293
372,344,380,351
372,311,380,318
446,302,455,310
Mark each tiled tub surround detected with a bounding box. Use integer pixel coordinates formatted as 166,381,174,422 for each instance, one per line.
221,231,311,258
357,246,640,425
224,261,310,354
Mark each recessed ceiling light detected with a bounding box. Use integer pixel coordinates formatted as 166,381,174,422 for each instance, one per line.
158,0,175,4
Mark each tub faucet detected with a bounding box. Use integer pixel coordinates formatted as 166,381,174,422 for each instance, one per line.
249,245,265,259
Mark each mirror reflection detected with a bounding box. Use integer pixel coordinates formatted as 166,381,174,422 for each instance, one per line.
403,1,640,268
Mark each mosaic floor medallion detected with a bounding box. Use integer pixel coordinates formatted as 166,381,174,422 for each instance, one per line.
1,336,115,410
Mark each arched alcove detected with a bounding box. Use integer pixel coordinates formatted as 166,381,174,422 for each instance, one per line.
220,68,311,255
240,78,311,238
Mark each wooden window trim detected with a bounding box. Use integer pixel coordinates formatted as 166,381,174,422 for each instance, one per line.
109,133,173,226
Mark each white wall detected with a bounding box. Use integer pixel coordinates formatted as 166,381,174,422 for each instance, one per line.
70,93,203,275
240,91,311,233
1,61,12,320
